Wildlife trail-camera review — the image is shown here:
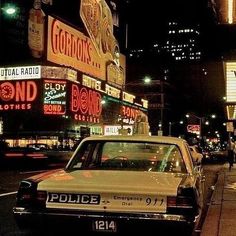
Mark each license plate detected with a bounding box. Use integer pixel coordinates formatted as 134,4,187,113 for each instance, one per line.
92,220,117,232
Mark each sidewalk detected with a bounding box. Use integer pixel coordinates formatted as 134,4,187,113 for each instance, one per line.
201,163,236,236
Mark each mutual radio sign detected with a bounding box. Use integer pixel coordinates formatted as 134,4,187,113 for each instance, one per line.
0,66,41,80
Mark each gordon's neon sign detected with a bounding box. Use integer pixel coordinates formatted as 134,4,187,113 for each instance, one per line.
51,19,92,64
47,16,103,79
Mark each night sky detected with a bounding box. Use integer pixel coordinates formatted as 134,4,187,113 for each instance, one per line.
126,0,211,47
122,0,233,134
124,0,236,58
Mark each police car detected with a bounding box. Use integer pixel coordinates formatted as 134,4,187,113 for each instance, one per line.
13,135,204,235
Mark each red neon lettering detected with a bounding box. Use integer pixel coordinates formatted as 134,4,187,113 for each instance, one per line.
66,31,71,56
71,34,77,58
16,81,37,102
79,87,88,114
15,81,25,101
0,82,15,101
122,106,139,120
59,29,65,54
0,103,32,110
122,105,126,116
88,90,102,116
26,81,38,102
130,109,135,119
44,104,64,114
51,19,91,64
0,81,37,102
71,84,79,112
71,84,102,117
51,19,60,54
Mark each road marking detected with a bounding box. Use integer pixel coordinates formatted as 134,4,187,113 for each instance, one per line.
0,191,17,197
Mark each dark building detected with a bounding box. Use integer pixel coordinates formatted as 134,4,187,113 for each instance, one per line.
164,21,201,62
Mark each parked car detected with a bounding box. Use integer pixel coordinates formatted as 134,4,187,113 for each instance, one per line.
189,145,203,164
13,135,204,235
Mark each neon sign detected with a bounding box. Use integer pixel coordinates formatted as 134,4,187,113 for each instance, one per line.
43,80,66,115
47,16,103,80
0,80,38,111
71,84,102,123
121,105,139,120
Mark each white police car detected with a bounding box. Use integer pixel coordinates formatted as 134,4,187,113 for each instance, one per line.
13,135,204,235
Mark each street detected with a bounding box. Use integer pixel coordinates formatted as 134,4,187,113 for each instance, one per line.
0,162,224,236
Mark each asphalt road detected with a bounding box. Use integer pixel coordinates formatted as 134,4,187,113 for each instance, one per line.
0,162,224,236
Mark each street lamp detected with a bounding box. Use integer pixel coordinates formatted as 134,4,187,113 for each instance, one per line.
143,76,151,84
1,2,17,16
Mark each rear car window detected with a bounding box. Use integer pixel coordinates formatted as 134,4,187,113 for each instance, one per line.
67,141,187,173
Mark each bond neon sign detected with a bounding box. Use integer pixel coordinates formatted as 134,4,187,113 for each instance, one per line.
0,80,38,111
121,105,139,120
71,84,102,123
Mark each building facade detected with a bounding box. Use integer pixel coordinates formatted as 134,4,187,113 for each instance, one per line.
0,0,148,148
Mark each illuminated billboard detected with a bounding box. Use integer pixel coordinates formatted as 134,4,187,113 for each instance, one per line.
226,104,236,120
43,79,67,115
47,15,126,89
224,61,236,120
47,16,104,80
225,62,236,102
69,82,103,123
216,0,236,24
0,80,40,111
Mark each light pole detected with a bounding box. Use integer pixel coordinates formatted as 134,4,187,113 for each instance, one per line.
1,2,17,16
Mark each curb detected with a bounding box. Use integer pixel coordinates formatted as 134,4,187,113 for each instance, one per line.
200,168,225,236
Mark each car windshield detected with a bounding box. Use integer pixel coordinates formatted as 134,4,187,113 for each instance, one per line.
67,141,187,173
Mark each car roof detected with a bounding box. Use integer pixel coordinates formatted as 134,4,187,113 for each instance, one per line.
81,135,187,146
